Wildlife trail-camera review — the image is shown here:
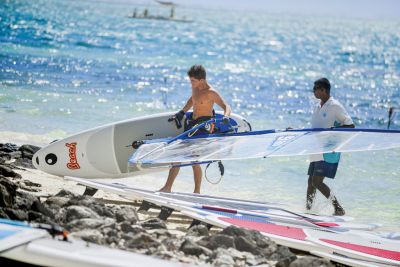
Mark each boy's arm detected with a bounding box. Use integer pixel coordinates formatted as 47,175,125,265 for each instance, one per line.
169,97,193,126
211,90,231,117
181,97,193,112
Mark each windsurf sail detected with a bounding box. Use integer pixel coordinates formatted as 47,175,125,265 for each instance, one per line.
129,127,400,168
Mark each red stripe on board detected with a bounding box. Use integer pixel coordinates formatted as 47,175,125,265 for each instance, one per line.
320,239,400,261
313,222,339,227
202,205,237,214
220,217,307,240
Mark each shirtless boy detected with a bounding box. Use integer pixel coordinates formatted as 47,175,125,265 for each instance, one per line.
159,65,231,193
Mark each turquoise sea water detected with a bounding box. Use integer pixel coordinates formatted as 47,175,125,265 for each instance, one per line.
1,0,399,230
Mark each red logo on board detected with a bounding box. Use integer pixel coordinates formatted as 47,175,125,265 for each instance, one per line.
66,142,80,170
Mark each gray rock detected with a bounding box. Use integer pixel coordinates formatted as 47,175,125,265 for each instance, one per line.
179,238,212,256
115,206,138,223
211,234,235,249
289,256,333,267
105,228,119,238
140,218,167,229
0,143,18,153
45,196,70,208
18,144,41,157
66,195,96,208
234,235,258,254
187,224,209,237
65,205,100,222
0,178,17,207
212,248,235,267
28,210,48,222
72,229,104,245
69,218,115,231
271,245,296,262
120,228,147,241
55,189,76,198
13,158,35,169
0,209,9,219
9,151,22,159
106,235,120,245
31,199,54,219
95,207,114,218
0,152,11,161
0,165,21,178
120,223,144,234
4,208,29,221
125,232,160,250
149,228,173,239
15,191,38,210
23,180,41,187
198,234,235,250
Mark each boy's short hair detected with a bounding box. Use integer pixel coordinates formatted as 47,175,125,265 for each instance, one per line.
187,65,206,80
314,78,331,93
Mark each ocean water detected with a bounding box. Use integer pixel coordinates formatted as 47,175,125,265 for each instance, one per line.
1,0,399,230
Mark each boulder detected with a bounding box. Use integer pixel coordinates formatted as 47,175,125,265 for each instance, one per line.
13,158,35,169
120,222,143,234
115,206,138,223
18,144,41,158
0,143,18,153
64,205,100,222
198,234,235,250
140,218,167,229
187,224,209,237
68,218,115,232
179,238,212,256
289,256,333,267
125,232,160,250
211,248,235,267
0,176,17,207
234,235,258,254
72,229,104,245
0,165,21,178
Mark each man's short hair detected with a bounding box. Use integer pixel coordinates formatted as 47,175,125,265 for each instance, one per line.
314,78,331,93
187,65,206,80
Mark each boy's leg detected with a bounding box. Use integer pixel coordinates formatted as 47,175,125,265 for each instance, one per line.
192,165,202,194
159,166,180,192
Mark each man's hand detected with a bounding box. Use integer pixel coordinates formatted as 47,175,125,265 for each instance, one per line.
168,110,185,122
168,110,185,129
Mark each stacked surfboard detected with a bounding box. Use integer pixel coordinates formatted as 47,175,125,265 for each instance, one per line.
0,218,190,267
71,177,400,267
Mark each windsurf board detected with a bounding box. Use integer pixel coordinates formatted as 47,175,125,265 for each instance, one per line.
32,112,250,178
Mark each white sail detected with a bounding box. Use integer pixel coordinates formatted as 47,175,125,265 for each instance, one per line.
129,129,400,167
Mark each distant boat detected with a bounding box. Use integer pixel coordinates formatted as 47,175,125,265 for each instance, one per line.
155,0,176,6
129,0,193,23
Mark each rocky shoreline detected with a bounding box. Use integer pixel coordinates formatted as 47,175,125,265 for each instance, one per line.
0,142,333,267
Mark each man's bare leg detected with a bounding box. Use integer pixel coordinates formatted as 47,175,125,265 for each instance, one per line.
192,165,202,194
311,175,345,216
306,175,317,210
159,167,180,192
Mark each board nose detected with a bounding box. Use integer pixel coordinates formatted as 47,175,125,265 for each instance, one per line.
32,152,40,168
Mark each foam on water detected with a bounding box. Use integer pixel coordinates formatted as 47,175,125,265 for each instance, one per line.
1,0,399,230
